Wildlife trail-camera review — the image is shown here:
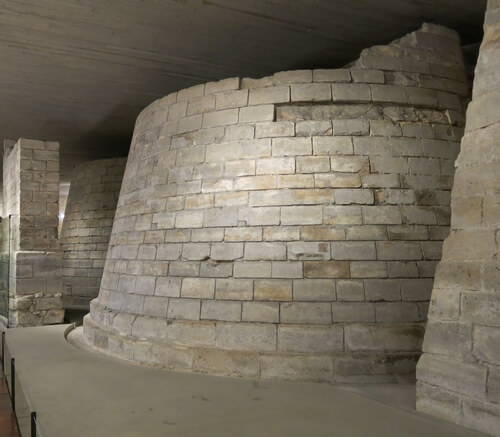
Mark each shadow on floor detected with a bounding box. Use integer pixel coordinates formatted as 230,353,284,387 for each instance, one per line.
63,309,88,326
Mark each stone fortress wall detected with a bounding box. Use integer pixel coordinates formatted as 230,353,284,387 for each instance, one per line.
60,158,126,309
416,0,500,435
84,23,469,382
3,139,64,326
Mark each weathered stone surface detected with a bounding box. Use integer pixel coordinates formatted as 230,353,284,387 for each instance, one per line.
84,24,467,383
4,139,65,326
416,6,500,434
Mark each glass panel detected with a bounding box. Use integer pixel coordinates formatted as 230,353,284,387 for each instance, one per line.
14,363,31,437
4,341,12,395
15,373,30,436
0,216,10,322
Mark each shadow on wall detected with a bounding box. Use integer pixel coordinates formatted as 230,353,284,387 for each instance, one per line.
60,157,127,310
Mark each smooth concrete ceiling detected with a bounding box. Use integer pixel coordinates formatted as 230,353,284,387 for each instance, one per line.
0,0,486,182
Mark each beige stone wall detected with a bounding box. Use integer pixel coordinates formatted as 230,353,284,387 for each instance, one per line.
416,1,500,435
84,24,468,382
60,158,126,309
3,138,64,326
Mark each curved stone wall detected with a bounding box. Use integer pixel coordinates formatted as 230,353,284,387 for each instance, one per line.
84,23,468,382
60,158,126,309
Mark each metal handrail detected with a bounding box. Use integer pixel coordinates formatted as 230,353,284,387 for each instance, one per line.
1,331,40,437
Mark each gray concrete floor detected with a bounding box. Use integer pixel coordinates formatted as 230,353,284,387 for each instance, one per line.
2,325,489,437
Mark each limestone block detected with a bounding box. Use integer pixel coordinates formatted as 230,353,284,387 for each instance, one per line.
296,156,330,173
332,119,369,136
273,69,312,84
280,302,332,324
281,206,322,225
215,278,254,300
225,227,262,242
461,398,500,437
278,325,343,353
166,320,216,347
371,84,407,103
332,83,371,102
271,261,303,279
131,316,168,341
296,120,332,136
254,279,292,301
388,261,419,278
263,226,300,241
205,77,240,95
330,156,369,172
244,242,286,261
293,279,336,301
155,277,182,297
214,192,248,207
313,69,351,82
143,296,169,318
233,261,271,278
202,108,239,128
242,302,279,323
261,354,334,381
422,320,471,358
376,241,422,260
224,160,256,177
215,89,248,110
234,175,276,191
417,354,487,398
332,302,375,322
314,172,361,188
256,157,295,175
287,242,330,261
301,226,345,241
273,137,313,157
350,262,387,279
167,298,201,320
323,205,362,225
203,208,238,227
351,69,385,84
181,278,215,299
362,206,402,224
313,137,353,155
199,261,233,278
193,348,259,377
345,325,424,352
182,243,211,261
364,279,401,301
255,121,295,138
335,352,419,383
375,302,420,323
239,105,275,123
416,382,461,424
304,261,349,278
215,322,276,351
291,83,332,102
201,300,241,322
331,241,376,260
248,86,289,105
336,280,365,301
473,325,500,364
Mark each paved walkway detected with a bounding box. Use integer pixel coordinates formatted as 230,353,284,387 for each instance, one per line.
3,325,491,437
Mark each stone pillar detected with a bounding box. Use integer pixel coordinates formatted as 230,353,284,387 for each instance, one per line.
416,1,500,435
60,158,126,309
3,138,64,326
